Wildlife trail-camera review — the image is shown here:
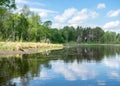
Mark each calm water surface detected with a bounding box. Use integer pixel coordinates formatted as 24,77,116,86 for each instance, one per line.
0,45,120,86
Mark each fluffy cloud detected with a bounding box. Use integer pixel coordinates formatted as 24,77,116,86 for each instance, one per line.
107,9,120,17
54,8,77,23
16,6,57,19
108,71,120,81
97,3,106,9
51,60,98,81
52,23,66,28
30,8,57,18
53,8,98,28
102,57,120,69
16,0,53,19
68,9,88,24
16,0,28,4
68,9,98,25
16,0,45,6
12,77,21,84
103,20,120,30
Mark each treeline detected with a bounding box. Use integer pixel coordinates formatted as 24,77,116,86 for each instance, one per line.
0,0,120,43
0,4,53,42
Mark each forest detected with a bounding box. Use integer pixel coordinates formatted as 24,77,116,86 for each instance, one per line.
0,0,120,44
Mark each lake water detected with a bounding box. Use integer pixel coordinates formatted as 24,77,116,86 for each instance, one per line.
0,45,120,86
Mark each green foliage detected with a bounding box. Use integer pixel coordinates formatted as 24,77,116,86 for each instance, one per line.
0,0,16,9
43,20,52,28
0,3,119,44
50,29,64,43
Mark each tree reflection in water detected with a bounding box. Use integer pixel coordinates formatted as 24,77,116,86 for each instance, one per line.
0,45,120,86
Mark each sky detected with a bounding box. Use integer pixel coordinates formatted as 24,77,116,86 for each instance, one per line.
15,0,120,32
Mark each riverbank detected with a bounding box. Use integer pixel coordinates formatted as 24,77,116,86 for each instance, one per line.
0,42,63,56
64,42,120,46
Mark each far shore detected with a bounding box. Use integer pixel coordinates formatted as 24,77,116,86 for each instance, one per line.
1,42,120,57
64,43,120,46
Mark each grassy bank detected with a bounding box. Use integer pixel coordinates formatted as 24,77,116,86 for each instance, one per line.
0,42,63,51
0,42,63,56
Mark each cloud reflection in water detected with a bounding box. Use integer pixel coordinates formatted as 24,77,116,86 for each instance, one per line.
39,60,98,81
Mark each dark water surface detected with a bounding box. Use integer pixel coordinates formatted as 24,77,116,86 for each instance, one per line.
0,45,120,86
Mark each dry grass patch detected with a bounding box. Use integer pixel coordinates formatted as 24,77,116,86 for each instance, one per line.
0,42,63,51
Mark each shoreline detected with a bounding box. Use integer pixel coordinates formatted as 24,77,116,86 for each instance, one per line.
1,42,120,57
0,42,63,57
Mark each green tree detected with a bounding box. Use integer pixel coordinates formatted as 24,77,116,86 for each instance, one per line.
18,13,29,41
116,34,120,43
93,27,104,43
0,0,16,9
28,12,44,41
43,20,52,28
50,28,64,43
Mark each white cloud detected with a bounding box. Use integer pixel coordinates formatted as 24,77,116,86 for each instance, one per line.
97,80,106,86
102,57,120,69
40,71,49,79
15,0,52,19
52,23,66,28
16,0,28,4
11,77,22,86
31,2,45,6
15,6,57,19
53,8,98,28
108,71,120,81
97,3,106,9
68,9,88,24
30,8,57,18
54,8,77,23
16,7,57,18
16,0,45,6
90,11,99,18
107,9,120,17
51,60,98,81
103,20,120,30
68,8,98,25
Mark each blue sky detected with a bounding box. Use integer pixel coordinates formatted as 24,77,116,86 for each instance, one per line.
16,0,120,32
